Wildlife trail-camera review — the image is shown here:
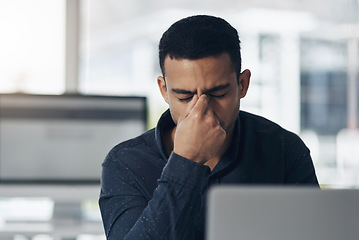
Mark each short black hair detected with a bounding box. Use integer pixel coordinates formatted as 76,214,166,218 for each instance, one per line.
159,15,242,79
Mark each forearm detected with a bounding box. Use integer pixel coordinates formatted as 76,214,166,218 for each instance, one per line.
101,152,210,240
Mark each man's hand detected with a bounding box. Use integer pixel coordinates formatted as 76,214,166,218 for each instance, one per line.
173,94,227,164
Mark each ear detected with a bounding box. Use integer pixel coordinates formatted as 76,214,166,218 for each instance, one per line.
238,69,251,99
157,76,169,104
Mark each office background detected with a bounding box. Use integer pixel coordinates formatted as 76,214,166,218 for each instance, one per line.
0,0,358,239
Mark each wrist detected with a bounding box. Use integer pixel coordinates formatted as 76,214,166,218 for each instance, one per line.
173,149,206,164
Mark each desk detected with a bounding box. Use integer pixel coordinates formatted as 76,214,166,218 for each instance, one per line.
0,221,105,240
0,184,105,240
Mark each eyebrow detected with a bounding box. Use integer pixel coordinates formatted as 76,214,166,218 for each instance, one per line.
172,83,230,95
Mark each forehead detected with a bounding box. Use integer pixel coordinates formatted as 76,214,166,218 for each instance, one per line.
163,53,236,88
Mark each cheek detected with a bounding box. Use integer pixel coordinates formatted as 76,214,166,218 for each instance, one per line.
212,97,240,125
213,96,239,113
168,98,186,124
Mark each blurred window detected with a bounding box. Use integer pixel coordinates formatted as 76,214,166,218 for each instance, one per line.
300,39,351,135
0,0,65,94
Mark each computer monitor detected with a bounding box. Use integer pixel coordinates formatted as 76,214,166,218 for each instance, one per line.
0,93,147,184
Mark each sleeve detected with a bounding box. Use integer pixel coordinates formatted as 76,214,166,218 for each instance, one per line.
99,151,210,240
282,130,320,186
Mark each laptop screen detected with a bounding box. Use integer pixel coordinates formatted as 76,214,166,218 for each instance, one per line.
206,186,359,240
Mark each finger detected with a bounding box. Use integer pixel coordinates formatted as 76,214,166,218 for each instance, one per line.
204,103,221,127
191,94,209,115
205,100,214,116
177,94,198,123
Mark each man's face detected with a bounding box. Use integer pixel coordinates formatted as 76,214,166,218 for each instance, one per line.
157,53,250,136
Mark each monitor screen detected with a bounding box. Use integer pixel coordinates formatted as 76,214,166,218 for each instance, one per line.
0,94,147,184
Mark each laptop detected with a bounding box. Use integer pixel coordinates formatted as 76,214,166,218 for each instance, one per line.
206,186,359,240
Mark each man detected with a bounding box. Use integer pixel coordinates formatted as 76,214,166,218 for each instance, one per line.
99,15,319,240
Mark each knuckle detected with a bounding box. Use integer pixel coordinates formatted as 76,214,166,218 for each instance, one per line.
204,116,213,125
192,113,201,120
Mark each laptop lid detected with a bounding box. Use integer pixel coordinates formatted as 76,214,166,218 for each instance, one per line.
206,186,359,240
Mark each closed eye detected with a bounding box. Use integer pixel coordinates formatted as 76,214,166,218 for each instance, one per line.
179,93,227,102
209,93,227,98
178,96,194,102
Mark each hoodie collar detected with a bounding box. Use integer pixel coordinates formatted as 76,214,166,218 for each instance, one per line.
155,109,175,160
